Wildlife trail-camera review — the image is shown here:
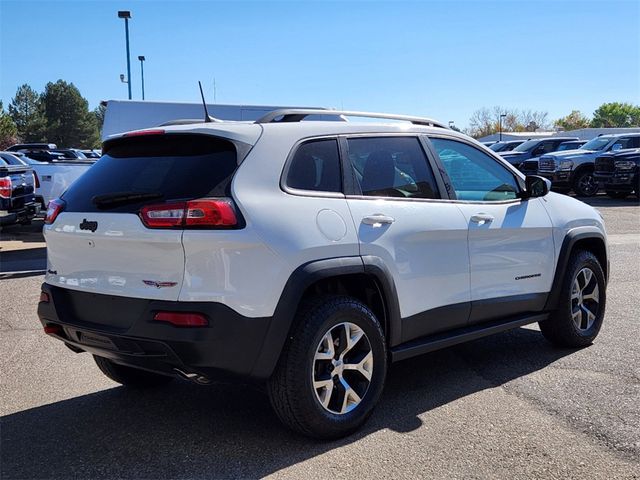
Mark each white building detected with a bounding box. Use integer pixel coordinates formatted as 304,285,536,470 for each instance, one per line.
479,127,640,143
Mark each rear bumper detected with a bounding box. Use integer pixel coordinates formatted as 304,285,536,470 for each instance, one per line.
0,202,39,225
37,283,274,381
538,171,571,188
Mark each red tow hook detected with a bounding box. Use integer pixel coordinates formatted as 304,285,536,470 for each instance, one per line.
44,324,62,335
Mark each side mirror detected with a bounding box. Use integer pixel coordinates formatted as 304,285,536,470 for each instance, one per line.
521,175,551,199
531,146,545,156
611,143,622,152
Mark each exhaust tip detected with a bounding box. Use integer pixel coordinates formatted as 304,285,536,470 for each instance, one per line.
173,368,210,385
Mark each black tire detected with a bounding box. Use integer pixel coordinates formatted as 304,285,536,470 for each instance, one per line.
267,295,387,439
539,250,606,348
606,190,628,199
572,169,599,197
94,355,174,387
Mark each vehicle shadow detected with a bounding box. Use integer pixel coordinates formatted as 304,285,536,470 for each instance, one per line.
1,327,577,479
576,194,639,208
0,218,45,244
0,247,46,276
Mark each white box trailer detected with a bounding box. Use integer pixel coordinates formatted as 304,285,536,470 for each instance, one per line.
101,100,333,140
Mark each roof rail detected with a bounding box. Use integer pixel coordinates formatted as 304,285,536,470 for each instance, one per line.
254,109,448,128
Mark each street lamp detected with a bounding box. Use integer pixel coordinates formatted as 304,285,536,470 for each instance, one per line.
118,10,132,100
499,113,507,141
138,55,146,100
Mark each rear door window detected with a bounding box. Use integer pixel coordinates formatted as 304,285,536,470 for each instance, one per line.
62,134,238,213
346,136,440,199
285,139,342,193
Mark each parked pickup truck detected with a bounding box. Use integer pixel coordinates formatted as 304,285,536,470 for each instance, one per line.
10,151,95,210
594,148,640,199
0,152,38,228
536,134,640,197
499,137,579,170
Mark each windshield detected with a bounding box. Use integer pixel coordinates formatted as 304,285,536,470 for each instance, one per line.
513,140,539,152
557,142,582,152
581,137,612,151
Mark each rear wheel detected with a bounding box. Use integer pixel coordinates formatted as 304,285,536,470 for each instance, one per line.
573,170,599,197
268,295,387,439
539,250,606,347
94,355,174,387
606,190,628,199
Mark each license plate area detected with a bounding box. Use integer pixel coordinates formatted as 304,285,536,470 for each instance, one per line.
78,331,116,350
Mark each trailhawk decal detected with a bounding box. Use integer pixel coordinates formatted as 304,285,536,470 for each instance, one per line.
142,280,178,289
515,273,542,281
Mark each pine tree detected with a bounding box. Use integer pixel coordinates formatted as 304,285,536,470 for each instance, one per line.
41,80,100,148
8,84,47,142
0,101,19,150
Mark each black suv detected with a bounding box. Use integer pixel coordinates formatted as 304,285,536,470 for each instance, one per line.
594,148,640,199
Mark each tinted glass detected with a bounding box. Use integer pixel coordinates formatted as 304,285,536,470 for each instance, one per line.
612,136,640,149
0,153,26,165
582,137,613,151
286,139,341,192
62,134,237,213
514,140,539,152
431,138,519,201
347,137,439,199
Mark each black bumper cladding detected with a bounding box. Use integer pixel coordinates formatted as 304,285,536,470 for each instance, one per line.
37,284,273,381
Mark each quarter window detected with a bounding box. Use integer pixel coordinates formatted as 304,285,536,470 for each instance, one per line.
346,137,439,199
430,138,520,201
286,139,342,192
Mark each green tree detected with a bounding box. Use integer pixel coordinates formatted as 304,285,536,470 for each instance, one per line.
41,80,99,148
93,103,106,138
0,101,19,150
8,84,47,141
554,110,591,131
590,102,640,128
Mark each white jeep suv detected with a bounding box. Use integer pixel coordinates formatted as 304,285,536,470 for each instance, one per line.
38,109,608,439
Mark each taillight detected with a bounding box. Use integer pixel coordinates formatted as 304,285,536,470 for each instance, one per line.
33,171,40,188
0,176,11,198
139,202,186,228
139,198,238,229
44,198,66,225
153,311,208,327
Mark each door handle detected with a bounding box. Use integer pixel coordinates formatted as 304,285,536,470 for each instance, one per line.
470,213,494,225
362,214,395,227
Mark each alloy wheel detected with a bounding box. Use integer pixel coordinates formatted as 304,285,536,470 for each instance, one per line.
312,322,373,414
571,267,600,331
578,173,598,196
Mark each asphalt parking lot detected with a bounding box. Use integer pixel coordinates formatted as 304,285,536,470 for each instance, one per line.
1,195,639,479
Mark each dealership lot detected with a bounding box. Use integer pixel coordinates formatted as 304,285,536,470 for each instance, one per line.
1,196,639,479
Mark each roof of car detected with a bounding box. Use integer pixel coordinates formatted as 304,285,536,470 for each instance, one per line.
598,132,640,138
107,118,469,146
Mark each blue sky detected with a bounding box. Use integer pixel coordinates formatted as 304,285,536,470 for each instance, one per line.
1,0,639,128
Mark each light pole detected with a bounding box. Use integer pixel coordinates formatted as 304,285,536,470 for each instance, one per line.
499,113,507,141
118,11,132,100
138,56,146,100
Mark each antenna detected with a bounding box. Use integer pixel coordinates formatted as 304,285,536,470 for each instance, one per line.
198,81,214,123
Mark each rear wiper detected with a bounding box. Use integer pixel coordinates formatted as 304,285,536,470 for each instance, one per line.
92,191,163,209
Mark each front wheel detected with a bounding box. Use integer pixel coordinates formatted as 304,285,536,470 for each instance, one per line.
268,295,387,439
539,250,606,347
573,170,599,197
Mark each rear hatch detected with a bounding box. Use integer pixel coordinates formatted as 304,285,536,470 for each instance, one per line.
44,133,241,301
0,163,36,211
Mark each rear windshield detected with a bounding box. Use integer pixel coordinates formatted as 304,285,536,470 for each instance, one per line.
62,134,237,213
